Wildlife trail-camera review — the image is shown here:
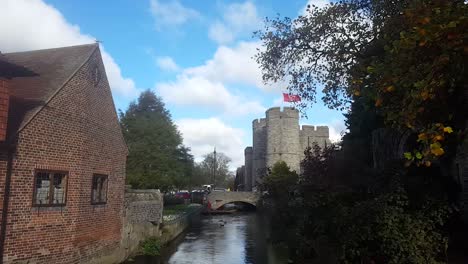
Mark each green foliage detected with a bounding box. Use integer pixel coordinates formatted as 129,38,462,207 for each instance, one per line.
163,204,192,216
192,152,234,188
255,0,467,163
337,188,450,264
140,237,162,256
163,194,184,206
352,0,467,164
261,161,298,198
265,143,452,263
119,90,194,191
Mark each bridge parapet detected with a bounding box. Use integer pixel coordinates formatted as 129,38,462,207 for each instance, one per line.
207,191,260,210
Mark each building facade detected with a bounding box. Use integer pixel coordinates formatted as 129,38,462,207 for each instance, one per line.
240,107,331,190
0,44,128,263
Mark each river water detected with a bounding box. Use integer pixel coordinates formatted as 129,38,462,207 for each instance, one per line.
128,213,288,264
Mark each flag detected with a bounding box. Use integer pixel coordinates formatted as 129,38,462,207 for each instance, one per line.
283,93,301,102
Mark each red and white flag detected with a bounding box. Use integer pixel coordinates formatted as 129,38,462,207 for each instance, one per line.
283,93,301,102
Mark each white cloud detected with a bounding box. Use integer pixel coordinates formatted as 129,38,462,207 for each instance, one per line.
0,0,139,98
150,0,200,29
209,1,262,44
155,41,272,116
185,41,275,91
156,75,265,116
176,118,245,168
209,22,235,45
156,56,180,71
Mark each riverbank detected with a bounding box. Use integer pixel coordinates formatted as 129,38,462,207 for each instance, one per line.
123,203,203,263
160,204,203,244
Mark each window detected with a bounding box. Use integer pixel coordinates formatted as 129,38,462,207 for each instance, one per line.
33,170,67,206
91,174,108,204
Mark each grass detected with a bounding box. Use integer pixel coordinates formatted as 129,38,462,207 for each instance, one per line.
163,204,191,216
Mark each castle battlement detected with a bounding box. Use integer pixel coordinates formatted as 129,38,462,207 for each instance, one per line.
265,107,299,119
252,118,266,129
300,125,329,137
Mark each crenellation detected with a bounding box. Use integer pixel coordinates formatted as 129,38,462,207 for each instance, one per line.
253,118,266,129
315,126,329,137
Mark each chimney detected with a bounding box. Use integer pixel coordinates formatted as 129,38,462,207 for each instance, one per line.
0,78,9,141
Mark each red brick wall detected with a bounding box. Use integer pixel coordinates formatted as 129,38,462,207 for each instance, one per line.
0,153,8,244
0,78,9,141
2,48,128,264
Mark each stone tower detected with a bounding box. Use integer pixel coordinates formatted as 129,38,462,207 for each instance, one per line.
252,118,267,188
265,107,301,172
244,147,253,191
245,107,331,190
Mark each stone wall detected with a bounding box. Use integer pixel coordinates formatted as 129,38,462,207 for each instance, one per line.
119,189,163,262
300,125,331,155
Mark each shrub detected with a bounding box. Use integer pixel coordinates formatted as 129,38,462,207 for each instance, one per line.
163,194,184,206
140,237,162,256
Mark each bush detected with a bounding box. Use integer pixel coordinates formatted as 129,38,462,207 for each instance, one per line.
140,237,162,256
336,188,450,264
163,194,184,206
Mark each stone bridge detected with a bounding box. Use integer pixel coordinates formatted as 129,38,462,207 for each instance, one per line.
207,191,260,210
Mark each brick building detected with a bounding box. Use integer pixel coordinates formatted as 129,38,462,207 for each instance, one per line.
0,44,128,263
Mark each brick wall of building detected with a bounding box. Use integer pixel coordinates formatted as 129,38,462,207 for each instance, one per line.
2,48,127,264
0,78,10,141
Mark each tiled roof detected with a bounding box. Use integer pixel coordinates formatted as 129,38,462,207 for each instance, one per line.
3,43,98,140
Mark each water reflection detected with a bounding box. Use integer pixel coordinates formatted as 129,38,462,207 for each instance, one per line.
128,213,287,264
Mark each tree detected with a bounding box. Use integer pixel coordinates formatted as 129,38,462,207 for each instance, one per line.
261,161,298,200
193,151,233,188
119,90,193,191
255,0,467,164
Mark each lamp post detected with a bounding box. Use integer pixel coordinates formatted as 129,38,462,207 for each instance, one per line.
213,147,216,189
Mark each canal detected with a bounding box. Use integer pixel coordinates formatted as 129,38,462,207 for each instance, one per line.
127,213,288,264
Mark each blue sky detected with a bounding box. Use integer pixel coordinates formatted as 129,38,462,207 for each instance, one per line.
1,0,344,168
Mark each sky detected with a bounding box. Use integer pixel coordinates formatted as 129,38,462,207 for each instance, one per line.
0,0,345,169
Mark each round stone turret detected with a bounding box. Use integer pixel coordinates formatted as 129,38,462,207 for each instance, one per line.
265,107,301,172
244,147,253,191
252,118,267,187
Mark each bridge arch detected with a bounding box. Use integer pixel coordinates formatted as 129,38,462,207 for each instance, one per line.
207,192,260,210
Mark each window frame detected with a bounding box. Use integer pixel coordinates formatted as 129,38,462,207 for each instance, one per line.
32,170,68,207
91,174,108,205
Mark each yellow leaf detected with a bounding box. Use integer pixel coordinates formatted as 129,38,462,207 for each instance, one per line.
354,90,361,96
443,127,453,133
434,135,444,141
385,85,395,92
418,133,427,141
375,98,382,107
421,91,429,100
431,147,445,156
425,161,431,167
